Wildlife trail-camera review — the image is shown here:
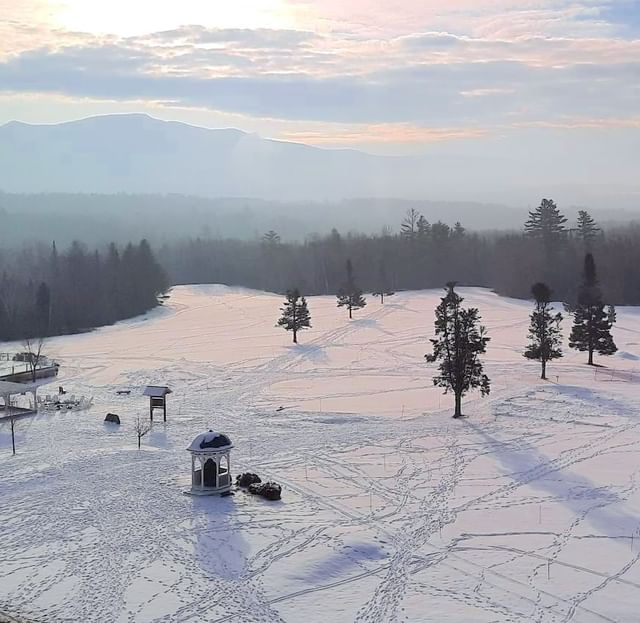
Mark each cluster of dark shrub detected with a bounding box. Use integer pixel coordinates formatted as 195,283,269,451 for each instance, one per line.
236,472,282,501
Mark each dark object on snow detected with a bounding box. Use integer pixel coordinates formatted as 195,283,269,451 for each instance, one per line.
104,413,121,425
248,481,282,501
116,390,131,395
236,472,262,487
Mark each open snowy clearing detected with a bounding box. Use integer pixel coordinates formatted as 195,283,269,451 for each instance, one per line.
2,285,640,623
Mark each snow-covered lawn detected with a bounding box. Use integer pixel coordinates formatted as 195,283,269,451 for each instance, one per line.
2,285,640,622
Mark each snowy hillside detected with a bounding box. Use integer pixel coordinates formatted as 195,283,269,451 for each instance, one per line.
2,285,640,622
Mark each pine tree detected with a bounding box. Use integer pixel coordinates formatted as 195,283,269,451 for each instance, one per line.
452,222,466,239
336,259,366,319
425,283,490,418
569,254,617,365
524,199,567,245
524,282,563,380
372,260,394,304
277,288,311,344
262,230,281,246
416,215,431,240
576,210,600,246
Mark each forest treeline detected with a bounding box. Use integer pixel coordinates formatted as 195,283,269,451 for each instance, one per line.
162,202,640,306
1,199,640,341
0,240,167,341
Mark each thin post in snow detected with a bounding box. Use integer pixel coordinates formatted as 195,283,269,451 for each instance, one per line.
547,561,551,580
369,491,373,514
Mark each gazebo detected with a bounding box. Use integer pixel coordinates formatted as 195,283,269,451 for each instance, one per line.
187,431,233,496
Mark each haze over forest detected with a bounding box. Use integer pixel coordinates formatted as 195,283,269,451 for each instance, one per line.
0,112,638,245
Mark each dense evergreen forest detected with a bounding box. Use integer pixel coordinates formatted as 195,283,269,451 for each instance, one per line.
0,240,167,341
162,203,640,306
1,199,639,342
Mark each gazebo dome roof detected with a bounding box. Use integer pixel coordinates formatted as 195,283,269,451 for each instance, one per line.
187,430,233,453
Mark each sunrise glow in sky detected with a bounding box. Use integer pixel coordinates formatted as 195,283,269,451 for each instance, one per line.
1,0,639,158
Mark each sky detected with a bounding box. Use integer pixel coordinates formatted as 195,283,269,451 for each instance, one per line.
0,0,639,163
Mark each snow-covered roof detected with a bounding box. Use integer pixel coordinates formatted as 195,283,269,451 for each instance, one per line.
187,430,233,453
143,385,172,397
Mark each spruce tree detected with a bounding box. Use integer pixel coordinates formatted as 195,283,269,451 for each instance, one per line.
337,260,366,319
425,283,490,418
524,198,567,245
452,222,466,239
372,260,394,304
576,210,600,246
416,215,431,240
569,254,616,365
524,282,563,380
262,230,281,246
277,288,311,344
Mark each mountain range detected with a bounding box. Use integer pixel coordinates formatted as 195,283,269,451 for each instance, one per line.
0,113,636,210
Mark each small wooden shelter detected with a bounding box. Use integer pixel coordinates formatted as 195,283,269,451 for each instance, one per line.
143,385,172,422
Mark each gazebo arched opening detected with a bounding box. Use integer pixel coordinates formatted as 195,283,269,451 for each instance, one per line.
203,458,217,487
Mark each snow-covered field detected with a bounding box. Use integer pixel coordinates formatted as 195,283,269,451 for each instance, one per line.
2,285,640,623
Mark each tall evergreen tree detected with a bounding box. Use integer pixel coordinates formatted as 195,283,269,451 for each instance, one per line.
337,259,366,319
524,282,563,379
425,283,490,418
452,222,466,239
576,210,600,246
569,253,617,365
372,260,394,304
262,230,281,246
416,215,431,240
524,199,567,245
277,288,311,344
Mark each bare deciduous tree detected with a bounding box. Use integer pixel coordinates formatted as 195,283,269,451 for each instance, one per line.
134,417,151,449
9,408,17,455
22,336,46,382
